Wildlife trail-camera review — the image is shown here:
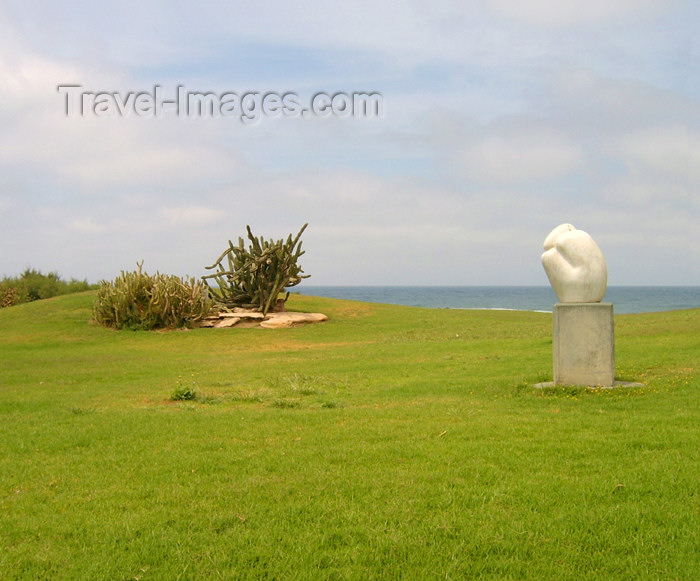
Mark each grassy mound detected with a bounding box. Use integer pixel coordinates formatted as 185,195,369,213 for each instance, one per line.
0,292,698,579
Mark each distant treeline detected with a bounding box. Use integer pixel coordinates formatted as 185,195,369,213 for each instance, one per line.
1,269,97,308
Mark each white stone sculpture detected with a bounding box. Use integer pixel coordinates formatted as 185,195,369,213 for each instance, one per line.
541,223,607,303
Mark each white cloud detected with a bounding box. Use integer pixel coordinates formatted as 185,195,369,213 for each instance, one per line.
614,126,700,185
453,125,584,185
160,205,221,226
545,68,698,130
486,0,662,27
0,66,249,193
69,217,108,234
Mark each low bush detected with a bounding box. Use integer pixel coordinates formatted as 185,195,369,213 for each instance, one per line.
171,385,198,401
171,375,199,401
93,262,212,330
0,268,94,307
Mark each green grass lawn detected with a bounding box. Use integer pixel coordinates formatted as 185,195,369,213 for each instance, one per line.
1,292,698,580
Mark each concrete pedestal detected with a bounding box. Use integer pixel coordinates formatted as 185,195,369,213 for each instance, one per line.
553,303,615,387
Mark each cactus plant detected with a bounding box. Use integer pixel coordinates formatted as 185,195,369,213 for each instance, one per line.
93,262,212,330
202,224,310,315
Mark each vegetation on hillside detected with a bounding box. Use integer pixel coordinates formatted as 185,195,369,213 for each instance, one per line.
0,268,95,308
88,224,310,331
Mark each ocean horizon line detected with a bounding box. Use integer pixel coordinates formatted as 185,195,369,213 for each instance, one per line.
292,285,700,314
298,284,699,288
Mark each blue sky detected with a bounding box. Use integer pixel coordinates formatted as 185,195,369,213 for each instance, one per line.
1,0,698,286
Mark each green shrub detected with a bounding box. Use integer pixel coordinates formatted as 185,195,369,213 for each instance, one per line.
0,268,94,307
170,375,200,401
1,286,18,308
171,384,198,401
93,262,212,330
202,224,310,315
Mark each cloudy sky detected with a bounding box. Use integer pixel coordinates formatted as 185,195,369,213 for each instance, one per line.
1,0,698,286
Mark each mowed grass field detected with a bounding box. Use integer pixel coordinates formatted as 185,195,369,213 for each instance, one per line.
0,291,698,580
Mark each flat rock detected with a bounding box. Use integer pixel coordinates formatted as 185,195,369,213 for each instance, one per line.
260,312,329,329
193,309,328,329
213,317,240,328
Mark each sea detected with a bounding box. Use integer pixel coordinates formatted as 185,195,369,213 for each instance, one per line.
296,286,700,314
